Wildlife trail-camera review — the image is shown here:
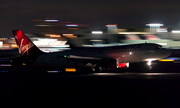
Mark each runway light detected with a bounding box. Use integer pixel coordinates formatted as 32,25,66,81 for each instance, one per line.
0,70,8,72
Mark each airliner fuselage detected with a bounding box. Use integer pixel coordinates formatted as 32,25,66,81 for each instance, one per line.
34,43,171,69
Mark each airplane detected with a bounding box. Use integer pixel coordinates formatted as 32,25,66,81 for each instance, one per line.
12,30,171,72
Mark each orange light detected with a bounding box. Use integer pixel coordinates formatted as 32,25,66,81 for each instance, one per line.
45,34,61,37
159,59,174,62
3,44,10,47
22,63,26,65
11,44,18,48
50,35,61,37
63,34,73,36
65,68,76,72
66,35,77,38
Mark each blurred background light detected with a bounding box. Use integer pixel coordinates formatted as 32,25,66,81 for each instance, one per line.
172,30,180,33
91,31,103,34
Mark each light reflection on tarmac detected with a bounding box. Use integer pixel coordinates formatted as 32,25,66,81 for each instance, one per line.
90,72,180,79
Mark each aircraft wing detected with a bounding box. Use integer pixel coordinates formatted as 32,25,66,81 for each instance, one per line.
67,55,101,60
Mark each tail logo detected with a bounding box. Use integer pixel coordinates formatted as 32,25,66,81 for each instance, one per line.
19,38,34,55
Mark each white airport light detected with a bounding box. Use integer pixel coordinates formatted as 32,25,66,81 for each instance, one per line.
156,28,168,32
146,23,164,33
91,31,103,34
44,20,59,22
146,23,164,26
172,30,180,33
66,24,78,27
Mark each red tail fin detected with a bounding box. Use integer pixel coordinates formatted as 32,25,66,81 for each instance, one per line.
12,30,43,59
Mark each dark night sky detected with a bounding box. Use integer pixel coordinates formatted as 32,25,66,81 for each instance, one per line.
1,0,180,37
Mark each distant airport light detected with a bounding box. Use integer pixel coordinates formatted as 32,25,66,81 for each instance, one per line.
44,20,59,22
66,24,78,27
35,25,51,26
62,34,77,38
66,35,77,38
106,24,117,27
22,63,26,65
146,23,164,34
89,40,103,41
91,31,103,34
172,30,180,33
50,35,61,37
45,34,61,37
156,28,168,32
47,71,62,73
11,44,17,48
0,64,11,66
63,34,73,36
118,32,148,34
146,23,164,26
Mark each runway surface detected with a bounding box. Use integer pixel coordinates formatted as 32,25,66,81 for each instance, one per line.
1,72,180,107
0,57,179,107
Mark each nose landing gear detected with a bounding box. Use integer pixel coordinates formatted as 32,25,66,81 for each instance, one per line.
147,60,152,70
